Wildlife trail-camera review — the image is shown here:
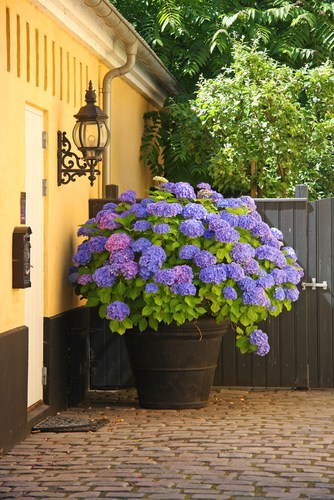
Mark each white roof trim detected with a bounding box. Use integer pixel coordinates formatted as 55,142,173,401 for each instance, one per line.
29,0,179,107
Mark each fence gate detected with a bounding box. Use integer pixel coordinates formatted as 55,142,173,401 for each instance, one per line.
89,193,334,390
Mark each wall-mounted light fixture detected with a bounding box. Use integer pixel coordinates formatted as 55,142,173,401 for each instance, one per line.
57,81,110,186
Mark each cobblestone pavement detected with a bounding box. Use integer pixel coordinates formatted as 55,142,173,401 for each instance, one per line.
1,388,334,499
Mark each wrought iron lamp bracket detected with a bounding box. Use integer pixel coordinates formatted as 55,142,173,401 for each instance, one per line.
57,131,100,186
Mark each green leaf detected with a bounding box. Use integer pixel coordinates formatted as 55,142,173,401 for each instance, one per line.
86,296,100,307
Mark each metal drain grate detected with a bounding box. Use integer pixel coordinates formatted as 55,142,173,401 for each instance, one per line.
32,416,108,433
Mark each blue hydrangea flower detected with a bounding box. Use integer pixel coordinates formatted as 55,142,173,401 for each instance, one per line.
106,301,130,321
132,238,152,253
145,283,159,294
153,223,170,234
270,268,287,285
204,230,215,239
256,274,275,289
283,266,302,285
139,245,166,272
215,228,240,243
146,201,182,217
208,218,230,232
119,190,136,204
103,202,117,210
199,264,227,284
193,250,217,268
179,220,205,238
73,242,91,266
216,198,243,209
220,212,238,227
92,266,116,287
77,218,97,236
242,288,269,307
230,243,255,264
240,196,257,212
255,245,287,268
110,248,134,264
119,261,139,280
251,222,272,239
68,267,79,283
139,267,154,280
283,246,297,261
284,287,300,301
223,286,237,300
273,287,285,300
243,259,261,275
249,329,270,356
179,244,200,260
239,277,257,292
261,237,281,249
88,236,108,254
171,182,196,200
130,203,148,218
170,283,197,296
182,203,208,220
271,227,283,240
133,220,151,232
237,214,257,230
226,263,245,281
197,182,211,190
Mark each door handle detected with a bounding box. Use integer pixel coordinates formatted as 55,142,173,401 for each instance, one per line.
301,278,328,291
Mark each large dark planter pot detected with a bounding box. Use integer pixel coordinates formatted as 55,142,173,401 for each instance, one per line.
124,318,228,409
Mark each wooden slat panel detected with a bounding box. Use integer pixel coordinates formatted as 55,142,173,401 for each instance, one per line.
317,198,333,386
307,201,319,387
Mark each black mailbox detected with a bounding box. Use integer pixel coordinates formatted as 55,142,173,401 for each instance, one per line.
12,226,32,288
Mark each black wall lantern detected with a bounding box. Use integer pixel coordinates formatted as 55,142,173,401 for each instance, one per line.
57,81,110,186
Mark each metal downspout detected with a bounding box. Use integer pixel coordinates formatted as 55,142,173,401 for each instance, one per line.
102,41,138,197
102,40,138,196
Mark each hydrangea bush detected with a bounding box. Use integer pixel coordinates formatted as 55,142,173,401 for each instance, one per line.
70,180,303,356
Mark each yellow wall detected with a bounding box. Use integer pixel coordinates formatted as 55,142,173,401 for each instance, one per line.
0,0,155,332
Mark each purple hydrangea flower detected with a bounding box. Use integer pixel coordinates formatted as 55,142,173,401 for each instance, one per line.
145,283,159,294
88,236,108,254
153,223,170,234
283,266,302,285
251,222,272,239
216,198,243,209
110,248,134,264
179,220,205,238
230,243,255,264
240,196,257,212
199,264,227,284
69,267,79,283
179,244,200,260
133,220,151,232
119,190,136,204
97,211,122,230
193,250,217,268
174,265,194,284
119,261,139,280
92,266,116,287
261,237,281,249
139,267,154,280
273,287,285,300
170,283,197,296
105,233,133,252
197,182,211,190
171,182,196,200
132,238,152,253
77,274,92,285
182,203,208,220
226,263,245,281
139,245,166,272
73,242,91,266
154,269,176,286
140,198,154,207
223,286,237,300
77,218,97,236
106,301,130,321
208,217,230,232
146,201,183,217
283,246,297,261
249,329,270,356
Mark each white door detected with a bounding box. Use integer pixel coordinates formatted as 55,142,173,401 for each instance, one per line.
25,106,44,408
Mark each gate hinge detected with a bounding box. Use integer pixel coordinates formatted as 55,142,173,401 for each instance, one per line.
42,366,48,386
301,278,328,291
42,131,47,149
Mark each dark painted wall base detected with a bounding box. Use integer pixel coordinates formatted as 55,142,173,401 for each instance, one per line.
0,307,89,454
